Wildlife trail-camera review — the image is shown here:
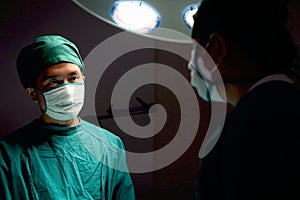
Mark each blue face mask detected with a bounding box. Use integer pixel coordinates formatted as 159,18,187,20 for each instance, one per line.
188,45,226,103
36,83,85,121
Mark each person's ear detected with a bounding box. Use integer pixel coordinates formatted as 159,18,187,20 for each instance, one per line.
206,32,228,64
82,75,86,81
25,88,38,103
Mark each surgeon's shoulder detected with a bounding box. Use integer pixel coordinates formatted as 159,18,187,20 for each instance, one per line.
80,120,125,149
0,121,36,154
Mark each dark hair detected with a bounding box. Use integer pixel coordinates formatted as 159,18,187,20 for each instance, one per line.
192,0,299,75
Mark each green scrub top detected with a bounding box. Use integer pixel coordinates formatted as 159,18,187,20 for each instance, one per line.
0,119,135,200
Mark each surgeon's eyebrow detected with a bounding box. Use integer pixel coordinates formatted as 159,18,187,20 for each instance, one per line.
67,71,80,77
42,75,61,81
42,71,81,80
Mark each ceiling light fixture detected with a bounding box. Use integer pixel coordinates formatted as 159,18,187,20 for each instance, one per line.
110,0,161,33
182,4,198,29
72,0,199,42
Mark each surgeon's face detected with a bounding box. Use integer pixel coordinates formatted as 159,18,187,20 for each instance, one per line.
36,63,85,90
189,40,218,81
187,38,226,103
35,62,85,112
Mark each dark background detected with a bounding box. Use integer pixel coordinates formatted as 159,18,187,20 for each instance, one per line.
0,0,299,199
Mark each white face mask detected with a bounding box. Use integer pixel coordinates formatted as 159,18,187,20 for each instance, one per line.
188,45,226,103
37,83,85,121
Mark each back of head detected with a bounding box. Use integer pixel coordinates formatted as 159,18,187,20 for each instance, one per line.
192,0,299,75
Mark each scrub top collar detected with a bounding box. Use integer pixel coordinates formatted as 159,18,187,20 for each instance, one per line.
34,118,82,136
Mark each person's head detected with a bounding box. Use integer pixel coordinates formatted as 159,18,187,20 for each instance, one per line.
17,35,85,124
191,0,299,82
188,0,300,105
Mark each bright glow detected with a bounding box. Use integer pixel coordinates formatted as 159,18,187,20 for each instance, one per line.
111,1,161,33
182,4,198,29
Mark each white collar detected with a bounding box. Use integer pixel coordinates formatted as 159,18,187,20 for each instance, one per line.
249,74,294,92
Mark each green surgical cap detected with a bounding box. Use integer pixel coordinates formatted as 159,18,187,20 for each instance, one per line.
17,35,84,88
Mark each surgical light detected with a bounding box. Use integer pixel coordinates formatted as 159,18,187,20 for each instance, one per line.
110,0,161,33
182,4,198,29
72,0,200,42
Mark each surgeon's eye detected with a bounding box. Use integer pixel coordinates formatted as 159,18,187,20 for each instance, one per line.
47,79,59,86
70,76,79,82
45,79,63,87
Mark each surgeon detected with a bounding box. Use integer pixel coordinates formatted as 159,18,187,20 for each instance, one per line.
0,35,135,200
189,0,300,199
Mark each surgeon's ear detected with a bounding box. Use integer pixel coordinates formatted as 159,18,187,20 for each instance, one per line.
25,88,38,103
82,75,86,81
206,32,228,64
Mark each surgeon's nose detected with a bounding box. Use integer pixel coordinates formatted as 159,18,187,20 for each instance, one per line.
62,78,71,84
